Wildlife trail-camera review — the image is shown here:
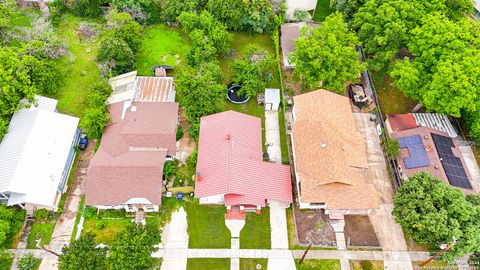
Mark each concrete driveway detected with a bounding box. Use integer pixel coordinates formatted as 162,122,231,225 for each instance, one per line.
161,207,189,270
353,113,412,270
38,141,96,270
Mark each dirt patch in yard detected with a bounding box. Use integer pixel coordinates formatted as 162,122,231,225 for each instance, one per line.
293,207,336,246
344,215,380,247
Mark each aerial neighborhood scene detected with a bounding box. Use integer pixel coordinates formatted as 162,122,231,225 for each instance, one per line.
2,0,480,270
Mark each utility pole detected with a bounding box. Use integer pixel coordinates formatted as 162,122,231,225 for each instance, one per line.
298,243,313,265
419,241,455,267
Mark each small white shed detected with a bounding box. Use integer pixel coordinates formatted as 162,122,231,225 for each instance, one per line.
265,88,281,111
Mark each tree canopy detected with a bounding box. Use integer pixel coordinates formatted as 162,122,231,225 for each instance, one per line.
175,61,225,138
79,82,111,139
106,224,160,270
232,45,273,97
292,12,363,93
178,10,231,66
59,233,107,270
352,0,473,70
393,172,480,259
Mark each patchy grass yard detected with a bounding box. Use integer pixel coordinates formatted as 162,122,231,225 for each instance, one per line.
136,24,191,76
219,32,280,88
26,223,55,249
240,208,271,249
295,259,341,270
372,72,417,115
185,201,231,249
82,218,132,245
412,260,458,269
240,259,268,270
279,109,289,163
187,258,230,270
350,260,384,270
54,14,102,117
312,0,334,22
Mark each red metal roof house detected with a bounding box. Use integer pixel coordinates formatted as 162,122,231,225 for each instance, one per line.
195,111,292,215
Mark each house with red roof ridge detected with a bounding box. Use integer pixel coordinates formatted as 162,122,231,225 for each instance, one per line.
194,111,292,218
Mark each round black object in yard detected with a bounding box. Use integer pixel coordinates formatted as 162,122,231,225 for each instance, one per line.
226,85,250,104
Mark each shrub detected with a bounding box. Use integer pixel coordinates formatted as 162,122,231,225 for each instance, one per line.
79,82,111,138
176,126,184,141
95,220,107,230
163,160,178,182
71,0,103,18
189,151,197,168
49,0,66,27
96,36,135,77
384,136,400,158
17,254,40,270
33,209,55,222
83,206,98,219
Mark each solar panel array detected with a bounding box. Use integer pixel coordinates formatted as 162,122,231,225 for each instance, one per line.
431,133,472,189
398,135,430,169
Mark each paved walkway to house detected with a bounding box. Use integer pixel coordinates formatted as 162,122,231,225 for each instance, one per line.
265,110,282,163
160,207,189,270
265,109,295,270
353,113,412,270
36,141,96,270
225,219,244,270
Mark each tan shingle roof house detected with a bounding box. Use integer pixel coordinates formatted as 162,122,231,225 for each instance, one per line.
291,90,379,213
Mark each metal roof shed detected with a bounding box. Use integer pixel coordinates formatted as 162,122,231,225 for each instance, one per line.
0,96,79,211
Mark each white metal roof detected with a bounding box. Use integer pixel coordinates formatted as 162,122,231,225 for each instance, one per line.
475,0,480,11
412,113,458,138
0,95,79,208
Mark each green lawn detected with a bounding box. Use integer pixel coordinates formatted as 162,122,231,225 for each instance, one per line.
136,24,191,76
240,208,271,249
185,202,231,249
372,72,417,115
279,108,289,163
82,218,132,245
240,259,267,270
312,0,334,22
187,258,230,270
54,14,103,117
295,259,341,270
219,32,280,88
26,223,55,249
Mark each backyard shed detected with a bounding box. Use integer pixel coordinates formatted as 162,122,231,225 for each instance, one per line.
264,88,280,111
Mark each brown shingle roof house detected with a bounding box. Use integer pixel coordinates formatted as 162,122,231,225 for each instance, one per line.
291,90,379,212
85,101,179,212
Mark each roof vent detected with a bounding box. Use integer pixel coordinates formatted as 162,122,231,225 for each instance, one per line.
320,141,327,148
226,134,231,140
131,106,137,112
196,172,202,182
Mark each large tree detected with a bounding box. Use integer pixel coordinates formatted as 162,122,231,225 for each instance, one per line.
106,224,160,270
391,14,480,117
232,45,273,97
175,61,224,138
59,233,107,270
292,12,363,93
393,172,480,259
352,0,473,70
96,35,136,77
178,10,231,66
